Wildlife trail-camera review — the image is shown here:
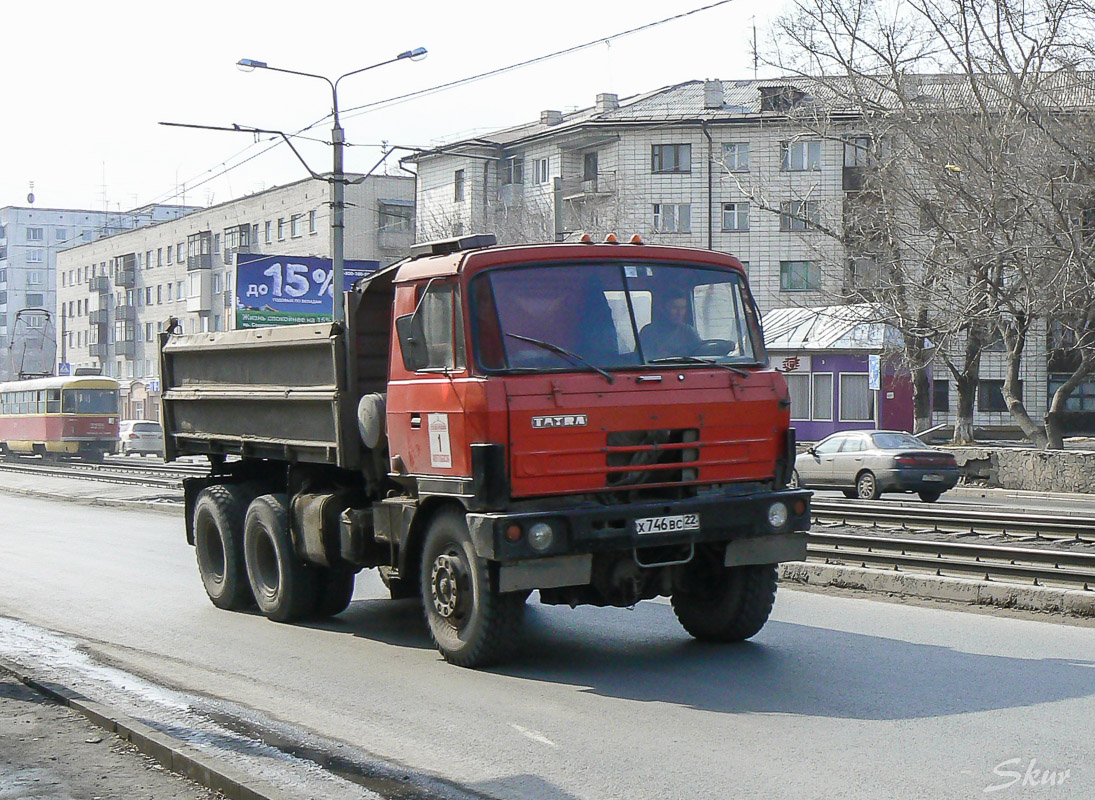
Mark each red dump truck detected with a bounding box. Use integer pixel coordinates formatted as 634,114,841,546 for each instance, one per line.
161,234,809,667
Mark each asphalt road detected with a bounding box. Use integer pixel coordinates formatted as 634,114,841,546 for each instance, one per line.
0,494,1092,800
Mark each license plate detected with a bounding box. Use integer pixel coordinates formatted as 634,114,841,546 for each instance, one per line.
923,474,943,481
635,513,700,535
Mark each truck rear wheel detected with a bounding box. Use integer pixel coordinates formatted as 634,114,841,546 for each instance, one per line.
244,494,316,623
420,510,525,668
193,484,255,610
671,559,778,642
313,569,356,618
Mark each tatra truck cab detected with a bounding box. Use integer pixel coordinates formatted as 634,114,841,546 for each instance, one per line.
162,234,810,667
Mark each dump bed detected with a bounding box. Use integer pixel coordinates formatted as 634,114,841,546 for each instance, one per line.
160,323,361,469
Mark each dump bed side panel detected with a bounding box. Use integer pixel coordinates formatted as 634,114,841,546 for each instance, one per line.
160,324,358,468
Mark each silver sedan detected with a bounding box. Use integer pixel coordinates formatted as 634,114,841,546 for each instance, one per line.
791,430,960,502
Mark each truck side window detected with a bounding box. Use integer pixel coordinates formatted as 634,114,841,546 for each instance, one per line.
416,283,465,371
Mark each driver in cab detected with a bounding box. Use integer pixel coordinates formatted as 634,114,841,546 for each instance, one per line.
639,290,701,361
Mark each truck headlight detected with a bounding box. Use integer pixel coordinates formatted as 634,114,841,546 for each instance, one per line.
527,522,555,552
767,502,789,530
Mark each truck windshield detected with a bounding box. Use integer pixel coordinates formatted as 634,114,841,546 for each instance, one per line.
62,389,118,414
469,261,765,373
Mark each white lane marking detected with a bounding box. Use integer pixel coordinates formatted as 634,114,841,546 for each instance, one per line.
511,723,559,748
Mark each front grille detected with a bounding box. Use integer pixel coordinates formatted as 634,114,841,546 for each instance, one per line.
605,428,700,489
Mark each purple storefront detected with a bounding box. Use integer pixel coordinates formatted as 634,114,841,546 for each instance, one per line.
763,305,914,442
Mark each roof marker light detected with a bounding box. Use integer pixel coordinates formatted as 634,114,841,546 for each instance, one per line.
629,234,644,244
579,233,593,243
604,233,619,243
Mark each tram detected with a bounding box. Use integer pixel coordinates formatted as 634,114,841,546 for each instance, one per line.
0,375,120,461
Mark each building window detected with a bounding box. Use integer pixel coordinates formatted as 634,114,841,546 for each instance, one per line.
309,210,317,234
812,373,834,421
721,202,749,232
454,169,465,201
175,243,183,262
145,250,153,269
265,221,273,243
535,157,550,184
1048,374,1095,411
652,144,691,174
840,373,874,421
978,379,1018,412
212,273,222,294
145,287,152,305
27,249,44,263
56,228,69,241
26,270,43,285
290,214,302,238
379,202,413,233
157,248,163,267
848,256,881,289
145,322,154,342
26,293,44,307
780,200,821,231
26,227,44,241
277,218,285,240
933,379,950,413
722,143,750,171
502,157,524,185
157,285,162,304
780,260,820,291
781,140,821,171
166,283,173,301
653,203,691,233
786,373,810,421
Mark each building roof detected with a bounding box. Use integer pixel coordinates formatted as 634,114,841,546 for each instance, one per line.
410,71,1095,157
762,304,904,351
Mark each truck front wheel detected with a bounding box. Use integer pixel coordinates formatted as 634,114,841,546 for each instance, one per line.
420,510,525,668
193,484,254,610
244,494,317,623
671,557,778,642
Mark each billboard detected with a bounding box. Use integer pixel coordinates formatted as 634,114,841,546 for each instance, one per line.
235,254,380,328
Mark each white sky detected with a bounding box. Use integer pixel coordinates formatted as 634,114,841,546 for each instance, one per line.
1,0,783,213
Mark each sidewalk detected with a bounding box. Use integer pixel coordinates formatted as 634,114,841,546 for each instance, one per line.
0,668,223,800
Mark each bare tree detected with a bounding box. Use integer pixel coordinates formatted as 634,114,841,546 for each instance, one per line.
758,0,1095,445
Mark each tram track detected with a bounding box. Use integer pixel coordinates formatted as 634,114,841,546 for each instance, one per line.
1,458,1092,591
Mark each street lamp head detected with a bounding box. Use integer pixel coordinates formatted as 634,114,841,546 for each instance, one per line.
236,58,268,72
398,47,428,62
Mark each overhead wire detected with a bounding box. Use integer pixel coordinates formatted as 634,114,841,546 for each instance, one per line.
137,0,737,208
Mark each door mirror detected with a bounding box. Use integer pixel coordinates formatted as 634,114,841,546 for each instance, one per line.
395,313,428,371
807,446,817,456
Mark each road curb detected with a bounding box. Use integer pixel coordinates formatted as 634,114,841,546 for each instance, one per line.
0,656,288,800
0,483,182,515
781,562,1095,616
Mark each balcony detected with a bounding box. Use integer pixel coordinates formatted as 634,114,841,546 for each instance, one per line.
89,310,108,325
187,253,212,270
558,173,617,201
498,183,523,208
115,305,136,322
89,342,108,358
116,341,136,358
187,231,213,270
186,270,212,313
378,229,414,252
116,269,135,288
90,275,111,293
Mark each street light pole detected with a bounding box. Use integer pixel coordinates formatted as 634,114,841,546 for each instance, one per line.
237,49,426,323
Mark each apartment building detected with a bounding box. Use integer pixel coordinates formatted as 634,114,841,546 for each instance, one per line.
0,203,195,380
56,175,414,418
407,78,1062,436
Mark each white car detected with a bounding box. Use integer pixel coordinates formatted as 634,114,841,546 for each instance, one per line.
118,420,165,456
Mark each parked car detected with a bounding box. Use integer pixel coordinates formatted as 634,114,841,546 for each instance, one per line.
791,430,959,502
117,420,164,457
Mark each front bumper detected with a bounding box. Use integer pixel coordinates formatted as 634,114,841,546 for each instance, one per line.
467,488,811,562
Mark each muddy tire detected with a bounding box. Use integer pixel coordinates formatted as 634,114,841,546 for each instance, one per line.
671,558,778,642
193,484,256,610
244,494,316,622
420,509,525,668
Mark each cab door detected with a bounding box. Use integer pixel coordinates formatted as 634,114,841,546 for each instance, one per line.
386,280,473,481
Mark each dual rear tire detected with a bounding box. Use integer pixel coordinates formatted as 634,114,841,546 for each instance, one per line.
193,488,356,622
